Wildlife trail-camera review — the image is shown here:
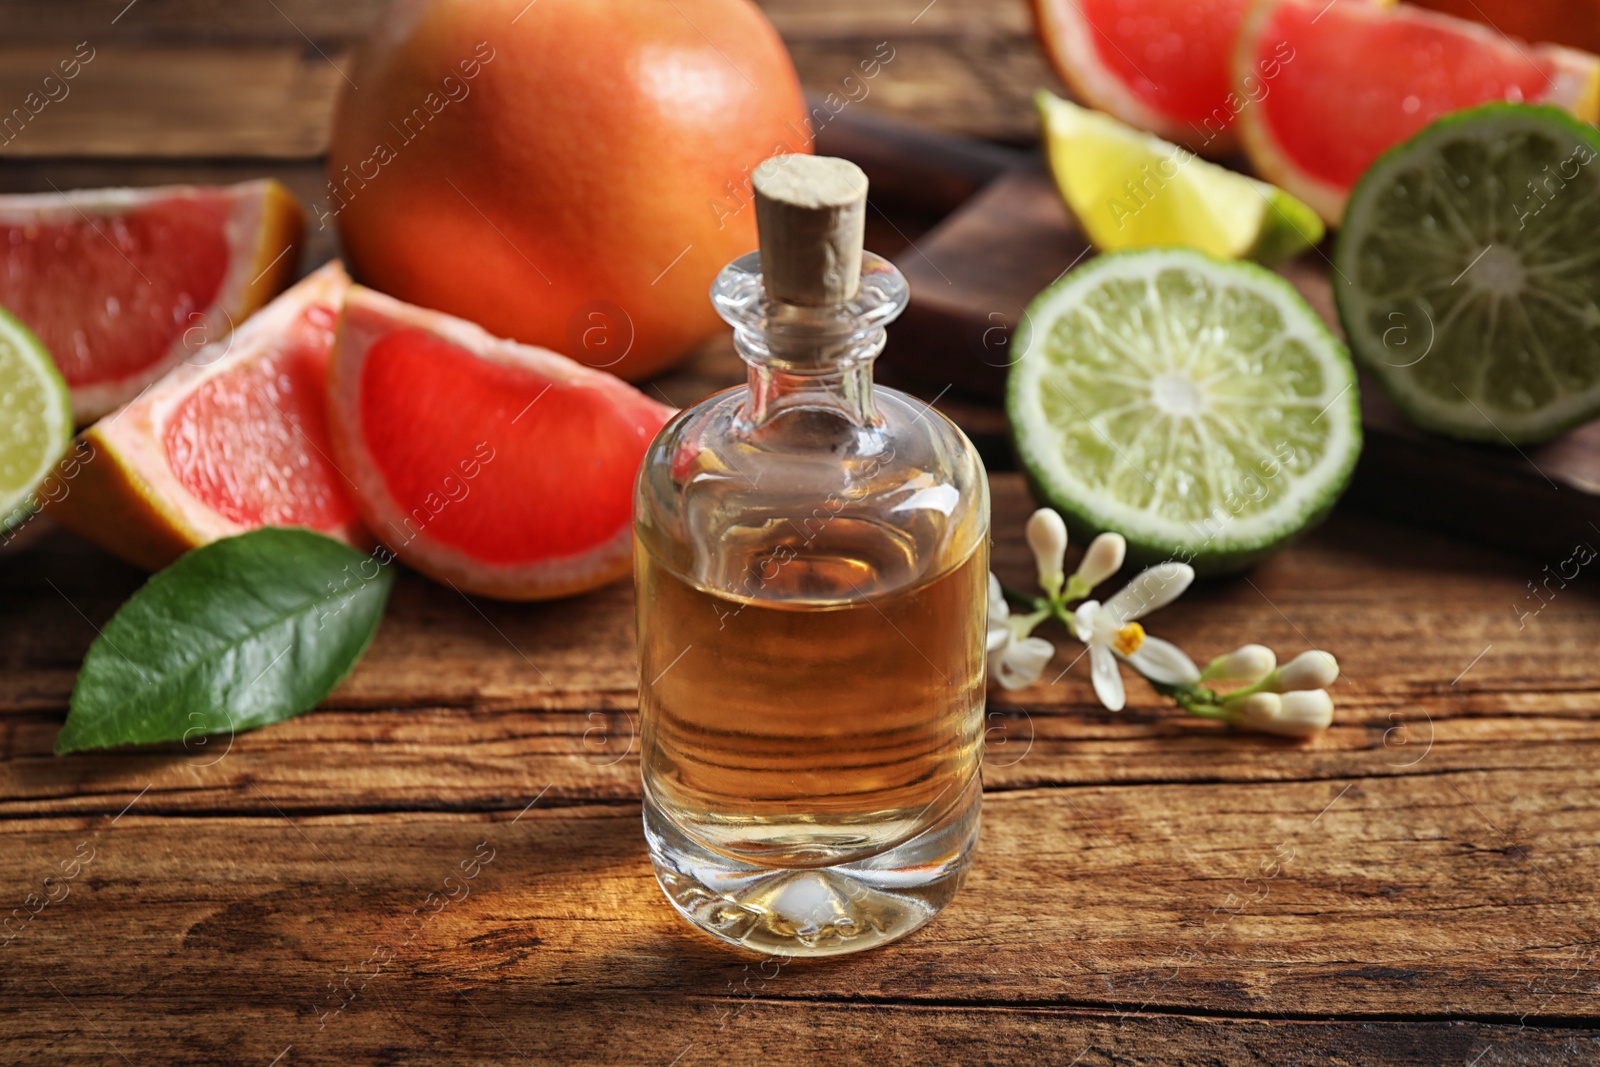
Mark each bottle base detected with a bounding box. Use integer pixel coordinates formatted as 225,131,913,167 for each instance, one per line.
643,776,980,958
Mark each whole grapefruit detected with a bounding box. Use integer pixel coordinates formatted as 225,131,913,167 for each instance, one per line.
327,0,809,381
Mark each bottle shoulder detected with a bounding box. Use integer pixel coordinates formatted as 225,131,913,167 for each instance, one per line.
635,384,989,602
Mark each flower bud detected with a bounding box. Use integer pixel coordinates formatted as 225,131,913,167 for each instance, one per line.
1073,532,1126,589
1228,692,1283,732
1025,508,1068,597
1278,689,1335,734
1201,644,1276,683
1228,689,1333,737
1269,650,1340,693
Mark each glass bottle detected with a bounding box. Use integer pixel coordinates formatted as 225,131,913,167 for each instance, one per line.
633,155,990,957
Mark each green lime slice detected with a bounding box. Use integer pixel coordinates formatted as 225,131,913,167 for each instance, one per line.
1036,91,1324,266
1007,247,1362,574
1335,103,1600,444
0,306,72,535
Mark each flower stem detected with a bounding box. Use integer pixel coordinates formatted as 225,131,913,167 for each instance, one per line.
1183,702,1233,722
1011,605,1051,638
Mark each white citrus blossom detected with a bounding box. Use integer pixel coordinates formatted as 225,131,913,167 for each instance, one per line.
986,573,1055,690
1024,508,1069,598
1071,562,1200,712
982,509,1337,737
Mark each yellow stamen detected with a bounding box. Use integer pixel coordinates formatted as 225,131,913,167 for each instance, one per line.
1113,622,1145,657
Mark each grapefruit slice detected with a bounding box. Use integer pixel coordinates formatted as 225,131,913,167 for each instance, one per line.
1236,0,1600,223
45,262,364,570
327,286,674,601
1031,0,1257,153
0,180,305,423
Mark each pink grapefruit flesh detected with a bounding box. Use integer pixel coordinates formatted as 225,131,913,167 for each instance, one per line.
0,180,305,422
1238,0,1600,222
162,291,353,532
1032,0,1255,152
44,262,364,570
328,286,674,601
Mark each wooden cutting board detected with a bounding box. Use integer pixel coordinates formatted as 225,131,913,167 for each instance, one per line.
821,111,1600,561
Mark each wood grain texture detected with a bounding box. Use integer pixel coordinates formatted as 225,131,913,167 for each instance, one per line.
0,0,387,44
5,477,1600,1064
0,0,1058,161
0,45,346,158
0,792,1597,1064
2,0,1599,1062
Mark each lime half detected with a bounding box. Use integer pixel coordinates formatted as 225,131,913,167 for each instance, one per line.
1336,103,1600,444
1037,91,1324,266
1008,247,1362,574
0,307,72,534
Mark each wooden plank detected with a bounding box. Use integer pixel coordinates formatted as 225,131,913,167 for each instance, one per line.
762,0,1036,39
887,167,1600,560
0,0,1037,46
0,0,1059,161
789,35,1056,144
11,475,1599,715
790,4,1083,149
0,772,1597,1033
0,0,385,44
6,475,1599,816
4,693,1600,818
0,45,345,158
7,977,1592,1066
1,2,1598,1057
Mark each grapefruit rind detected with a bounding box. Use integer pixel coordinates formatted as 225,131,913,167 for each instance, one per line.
0,179,306,423
1236,0,1600,225
0,308,72,535
1334,103,1600,444
1031,0,1239,154
44,262,359,571
327,286,672,601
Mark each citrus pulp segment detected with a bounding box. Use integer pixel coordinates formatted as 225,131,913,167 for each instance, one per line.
1031,0,1255,152
0,180,305,422
1036,91,1323,264
326,286,675,601
1008,248,1361,573
1236,0,1600,223
1335,104,1600,444
44,262,364,570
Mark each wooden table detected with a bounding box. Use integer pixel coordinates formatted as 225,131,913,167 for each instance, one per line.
4,2,1599,1063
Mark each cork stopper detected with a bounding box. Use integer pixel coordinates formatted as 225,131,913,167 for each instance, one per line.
752,154,868,307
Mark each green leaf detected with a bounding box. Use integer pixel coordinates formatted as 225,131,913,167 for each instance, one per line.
56,528,393,755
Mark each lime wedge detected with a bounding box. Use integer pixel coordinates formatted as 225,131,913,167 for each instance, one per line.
1037,91,1324,266
1335,103,1600,444
1007,247,1362,574
0,306,72,534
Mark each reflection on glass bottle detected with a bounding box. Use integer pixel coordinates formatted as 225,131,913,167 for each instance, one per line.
633,155,990,956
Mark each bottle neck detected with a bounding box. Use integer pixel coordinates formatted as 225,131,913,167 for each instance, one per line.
742,352,878,429
711,250,908,434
